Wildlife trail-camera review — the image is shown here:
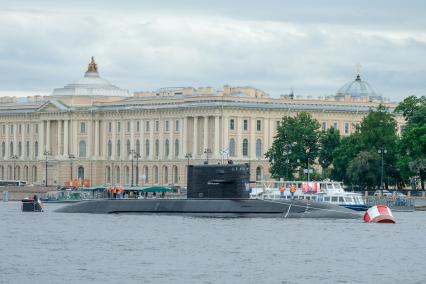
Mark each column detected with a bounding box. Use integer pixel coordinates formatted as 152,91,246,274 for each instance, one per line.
192,116,198,157
149,120,154,159
87,120,92,158
169,120,173,159
222,116,229,153
139,120,144,157
63,120,69,157
130,120,135,151
5,124,9,158
121,120,125,159
182,117,187,158
159,120,164,159
57,120,62,157
21,123,25,159
39,121,44,158
102,121,107,158
214,116,220,158
250,117,256,159
29,123,33,159
263,117,269,154
13,123,18,155
111,121,116,159
203,116,208,152
94,120,99,158
236,117,242,158
46,120,50,152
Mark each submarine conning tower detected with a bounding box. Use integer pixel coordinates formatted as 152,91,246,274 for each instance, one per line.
187,163,250,199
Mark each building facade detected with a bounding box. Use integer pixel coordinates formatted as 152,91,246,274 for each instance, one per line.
0,58,405,187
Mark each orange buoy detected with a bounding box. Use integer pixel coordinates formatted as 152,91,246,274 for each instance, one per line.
363,205,395,223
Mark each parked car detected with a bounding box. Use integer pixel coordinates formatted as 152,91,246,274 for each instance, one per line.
374,190,393,197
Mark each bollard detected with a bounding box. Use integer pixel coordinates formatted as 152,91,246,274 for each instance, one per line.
2,191,8,202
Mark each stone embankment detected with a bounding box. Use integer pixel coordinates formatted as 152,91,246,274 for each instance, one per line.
0,186,52,201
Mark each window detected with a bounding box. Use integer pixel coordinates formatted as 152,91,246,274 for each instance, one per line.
175,120,179,132
117,140,121,157
230,119,235,130
143,166,149,183
174,139,179,157
116,166,120,184
79,140,86,157
108,140,112,157
155,139,159,157
106,166,111,183
173,166,178,184
18,124,22,134
136,121,140,132
117,122,121,133
256,120,261,131
256,167,263,181
125,166,130,184
10,142,13,155
126,140,131,157
163,166,168,184
136,140,140,155
80,122,86,133
1,141,5,157
26,141,29,157
256,139,262,158
26,124,30,134
165,139,169,157
344,122,349,134
165,120,169,132
10,125,14,134
322,122,327,131
78,166,85,180
146,121,150,132
229,139,235,157
242,139,248,156
35,124,38,134
145,139,150,157
154,166,159,184
34,142,39,157
333,122,338,130
243,119,248,131
18,141,22,156
155,121,159,132
108,122,112,133
2,125,5,134
127,121,130,132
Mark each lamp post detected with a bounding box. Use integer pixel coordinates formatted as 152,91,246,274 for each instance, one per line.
44,149,51,186
68,154,75,184
10,155,18,180
378,147,387,194
129,149,136,187
185,153,192,166
204,148,212,164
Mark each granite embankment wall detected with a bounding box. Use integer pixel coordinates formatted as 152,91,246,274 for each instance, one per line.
0,187,52,201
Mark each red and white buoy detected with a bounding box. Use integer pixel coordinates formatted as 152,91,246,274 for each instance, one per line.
363,205,395,223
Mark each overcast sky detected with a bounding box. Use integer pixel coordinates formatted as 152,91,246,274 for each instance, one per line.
1,0,425,101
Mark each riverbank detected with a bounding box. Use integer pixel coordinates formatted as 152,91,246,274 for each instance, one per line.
0,186,52,201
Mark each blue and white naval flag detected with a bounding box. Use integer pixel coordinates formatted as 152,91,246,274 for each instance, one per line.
220,148,229,156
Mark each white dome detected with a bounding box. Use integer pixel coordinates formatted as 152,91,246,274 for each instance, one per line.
51,57,129,97
336,74,377,98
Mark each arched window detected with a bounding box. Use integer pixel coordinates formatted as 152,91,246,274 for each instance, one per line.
155,139,159,158
78,166,85,180
256,166,263,181
1,141,5,157
126,140,131,157
117,140,121,157
10,142,13,155
108,140,112,157
145,139,150,158
136,140,140,156
24,166,29,181
34,141,39,157
125,166,130,185
154,166,159,184
173,165,178,184
256,139,262,158
79,141,86,157
229,139,235,157
7,165,12,179
165,139,169,157
242,139,248,157
143,166,149,184
0,166,4,179
32,165,37,182
15,166,20,180
106,166,111,183
174,139,179,157
18,141,22,156
163,166,168,184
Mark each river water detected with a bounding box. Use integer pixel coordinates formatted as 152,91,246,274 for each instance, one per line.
0,202,425,284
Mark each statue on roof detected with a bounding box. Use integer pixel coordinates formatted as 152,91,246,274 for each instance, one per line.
87,56,98,73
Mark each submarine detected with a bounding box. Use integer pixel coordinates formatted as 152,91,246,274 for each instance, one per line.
56,163,360,219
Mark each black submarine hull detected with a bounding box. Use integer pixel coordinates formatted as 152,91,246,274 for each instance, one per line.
55,198,360,219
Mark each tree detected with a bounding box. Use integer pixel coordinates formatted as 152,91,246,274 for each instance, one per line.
346,151,380,190
331,134,360,183
395,96,426,189
319,127,340,178
266,112,321,179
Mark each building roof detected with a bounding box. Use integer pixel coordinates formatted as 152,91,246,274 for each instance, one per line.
336,74,379,99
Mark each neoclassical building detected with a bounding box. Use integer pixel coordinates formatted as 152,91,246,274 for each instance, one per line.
0,58,405,187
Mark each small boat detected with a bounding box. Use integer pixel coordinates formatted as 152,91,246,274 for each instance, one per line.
21,195,43,212
251,180,368,211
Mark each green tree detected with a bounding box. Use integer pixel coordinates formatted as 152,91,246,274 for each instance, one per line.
395,96,426,189
346,151,380,190
266,112,321,179
331,134,360,183
319,127,340,178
